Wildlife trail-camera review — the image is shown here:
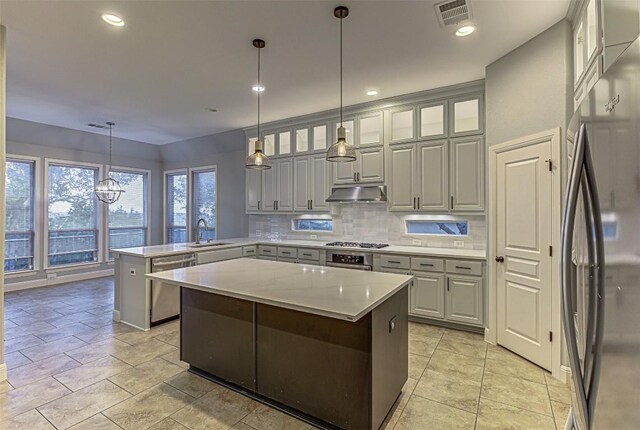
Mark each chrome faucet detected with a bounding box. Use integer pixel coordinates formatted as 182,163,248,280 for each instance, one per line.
194,218,209,244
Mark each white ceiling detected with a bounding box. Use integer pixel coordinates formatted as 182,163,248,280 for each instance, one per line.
0,0,570,145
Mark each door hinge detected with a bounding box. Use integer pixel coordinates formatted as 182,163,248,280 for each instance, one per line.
549,245,553,257
546,159,552,171
549,331,553,342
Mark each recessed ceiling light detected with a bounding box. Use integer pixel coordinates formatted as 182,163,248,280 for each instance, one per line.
102,13,125,27
455,25,475,37
252,85,265,92
366,90,379,96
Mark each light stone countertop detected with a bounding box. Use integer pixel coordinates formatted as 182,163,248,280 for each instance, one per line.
146,258,413,322
113,237,486,260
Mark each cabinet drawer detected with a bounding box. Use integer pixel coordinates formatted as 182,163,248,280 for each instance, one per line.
258,246,277,257
277,247,297,258
378,267,411,275
277,256,298,264
380,255,411,270
298,259,321,266
297,248,320,261
242,246,257,257
446,260,482,276
411,257,444,273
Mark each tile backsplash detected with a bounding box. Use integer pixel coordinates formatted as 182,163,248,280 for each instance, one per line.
249,204,486,250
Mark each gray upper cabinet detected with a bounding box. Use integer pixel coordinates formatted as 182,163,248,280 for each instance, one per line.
263,133,276,157
295,127,310,154
294,154,330,211
246,168,262,212
419,103,447,140
358,112,383,146
388,140,448,212
417,141,448,211
388,144,416,211
312,124,329,152
333,146,384,185
334,119,355,145
390,107,416,143
275,158,293,211
450,136,484,212
445,275,483,326
261,165,276,212
450,96,483,137
278,130,292,157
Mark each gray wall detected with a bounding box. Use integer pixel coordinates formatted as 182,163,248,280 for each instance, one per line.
485,19,573,147
5,118,165,284
160,129,248,240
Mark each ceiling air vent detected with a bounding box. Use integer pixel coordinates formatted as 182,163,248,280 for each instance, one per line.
434,0,472,28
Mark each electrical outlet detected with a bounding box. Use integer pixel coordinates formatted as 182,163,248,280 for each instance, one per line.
129,268,136,276
310,234,318,240
454,240,465,248
412,239,422,246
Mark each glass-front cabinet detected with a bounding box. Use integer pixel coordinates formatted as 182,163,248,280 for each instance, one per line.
358,112,383,146
278,130,292,156
295,127,309,154
263,133,276,157
450,96,482,136
390,107,415,143
419,103,446,139
312,124,328,152
334,119,355,145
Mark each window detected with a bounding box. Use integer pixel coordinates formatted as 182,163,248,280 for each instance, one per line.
292,218,333,232
602,221,617,240
165,171,187,243
108,169,148,258
406,220,468,236
5,158,36,272
47,161,100,267
191,167,216,241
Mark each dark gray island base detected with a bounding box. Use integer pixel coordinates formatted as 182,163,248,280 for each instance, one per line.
180,286,408,430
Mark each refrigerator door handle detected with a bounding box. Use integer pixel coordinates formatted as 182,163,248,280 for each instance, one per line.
582,129,606,421
561,123,590,430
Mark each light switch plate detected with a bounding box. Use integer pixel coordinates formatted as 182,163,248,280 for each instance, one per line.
412,239,422,246
454,240,465,248
129,268,136,276
310,234,317,239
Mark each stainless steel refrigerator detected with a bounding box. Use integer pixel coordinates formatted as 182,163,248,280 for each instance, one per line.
563,36,640,429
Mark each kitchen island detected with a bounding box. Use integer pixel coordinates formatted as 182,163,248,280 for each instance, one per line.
146,258,412,430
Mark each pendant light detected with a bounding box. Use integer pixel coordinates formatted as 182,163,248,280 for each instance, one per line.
94,122,125,204
246,39,272,170
326,6,356,163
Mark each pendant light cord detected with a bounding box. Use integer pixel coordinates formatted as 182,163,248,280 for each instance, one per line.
339,15,343,126
257,46,261,138
108,122,113,176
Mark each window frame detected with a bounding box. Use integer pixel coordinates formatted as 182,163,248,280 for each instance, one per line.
44,158,104,270
164,165,218,244
189,165,218,242
404,219,470,237
5,154,41,276
291,215,334,233
106,166,151,260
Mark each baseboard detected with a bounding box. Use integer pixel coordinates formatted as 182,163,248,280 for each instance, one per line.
112,309,121,322
4,268,114,292
0,363,7,382
557,365,572,384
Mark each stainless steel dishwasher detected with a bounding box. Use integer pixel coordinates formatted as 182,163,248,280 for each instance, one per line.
150,253,196,326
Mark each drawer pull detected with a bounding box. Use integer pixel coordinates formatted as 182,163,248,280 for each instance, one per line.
245,250,255,254
455,266,471,270
388,260,401,264
282,251,292,255
262,250,272,253
302,253,313,257
420,263,434,267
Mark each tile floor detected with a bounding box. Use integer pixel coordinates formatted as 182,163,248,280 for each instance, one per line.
0,277,572,429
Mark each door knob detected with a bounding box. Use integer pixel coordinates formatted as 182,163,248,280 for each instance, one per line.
495,256,504,263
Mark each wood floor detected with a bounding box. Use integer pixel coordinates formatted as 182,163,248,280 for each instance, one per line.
1,277,571,429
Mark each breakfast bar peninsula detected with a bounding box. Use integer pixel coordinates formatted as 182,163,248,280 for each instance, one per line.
146,258,412,430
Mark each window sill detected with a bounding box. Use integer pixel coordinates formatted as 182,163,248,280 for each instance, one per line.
45,262,102,273
5,269,38,279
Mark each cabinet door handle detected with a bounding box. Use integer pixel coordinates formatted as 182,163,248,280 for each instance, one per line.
450,196,454,210
357,172,360,182
447,278,450,291
310,200,313,210
417,197,420,209
413,197,416,210
353,172,357,182
258,201,261,210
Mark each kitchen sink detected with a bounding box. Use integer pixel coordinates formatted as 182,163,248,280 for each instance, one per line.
186,242,230,248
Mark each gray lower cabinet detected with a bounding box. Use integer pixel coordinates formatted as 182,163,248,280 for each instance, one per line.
333,146,384,185
410,272,445,319
445,275,483,326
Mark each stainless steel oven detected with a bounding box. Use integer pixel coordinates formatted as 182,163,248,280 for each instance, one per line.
325,250,373,271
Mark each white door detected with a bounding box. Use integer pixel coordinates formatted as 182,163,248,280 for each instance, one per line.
496,138,553,370
293,156,310,211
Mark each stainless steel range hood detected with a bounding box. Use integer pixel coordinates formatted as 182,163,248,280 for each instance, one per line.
325,186,387,203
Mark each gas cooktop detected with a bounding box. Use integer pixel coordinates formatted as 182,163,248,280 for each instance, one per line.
326,241,389,249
